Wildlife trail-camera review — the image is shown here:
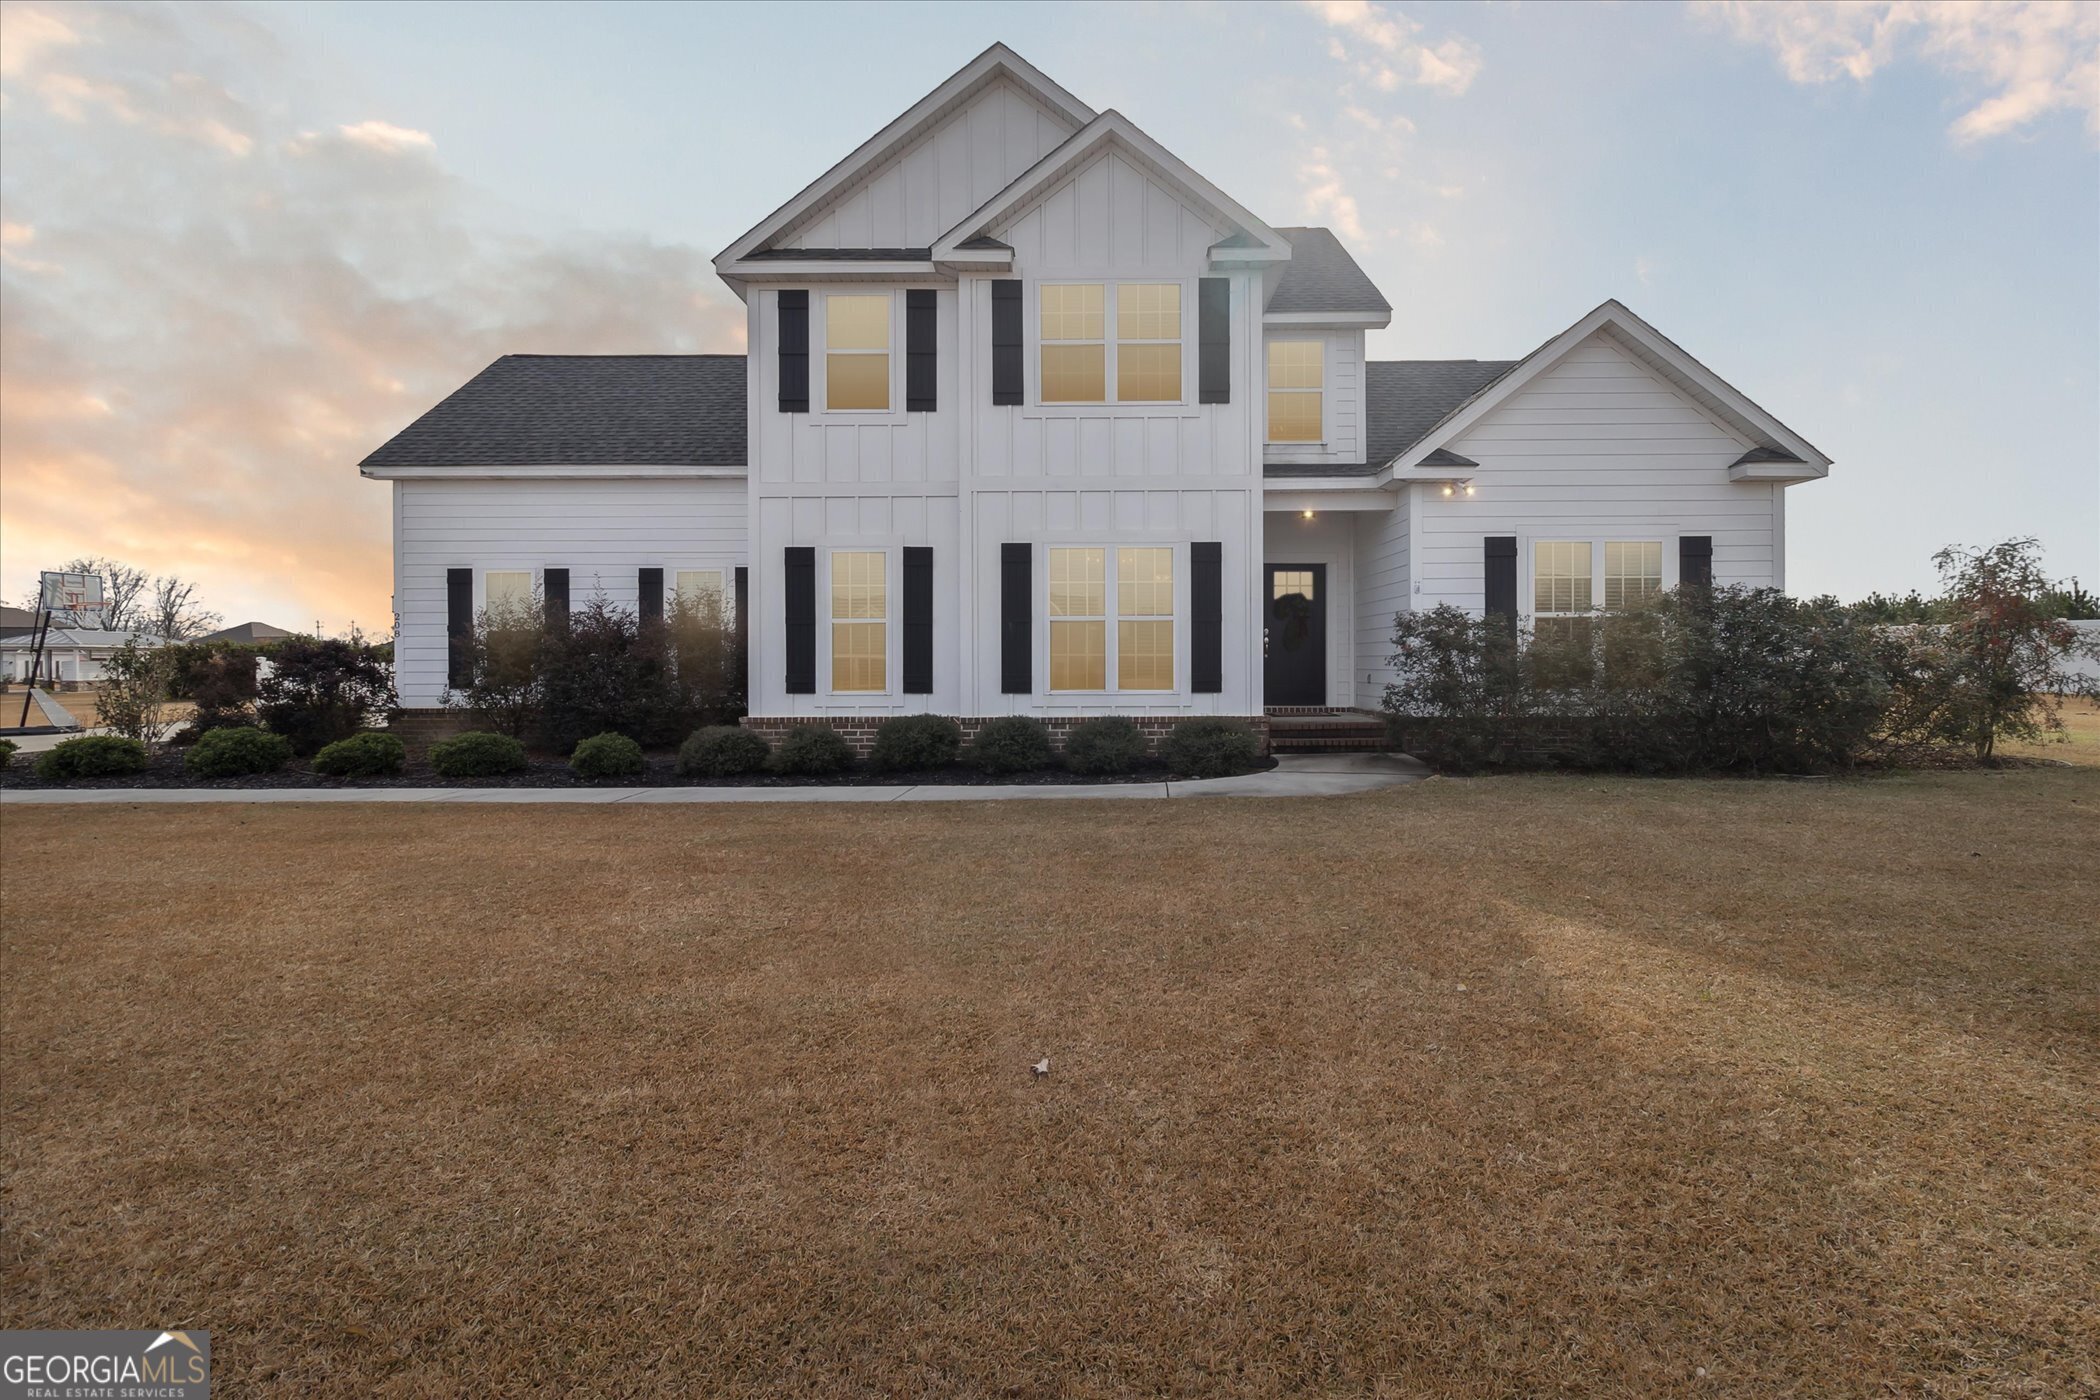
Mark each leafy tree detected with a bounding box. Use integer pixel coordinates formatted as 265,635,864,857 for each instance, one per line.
255,629,397,754
1919,539,2100,761
97,639,181,744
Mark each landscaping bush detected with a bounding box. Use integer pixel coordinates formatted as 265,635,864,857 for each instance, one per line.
97,639,180,743
0,738,15,767
168,645,261,738
430,730,529,778
1160,718,1264,778
1062,716,1149,775
535,596,692,752
571,731,646,779
184,726,293,778
311,731,406,778
677,726,770,778
256,630,396,755
766,725,853,776
34,735,149,780
967,715,1054,774
868,714,962,771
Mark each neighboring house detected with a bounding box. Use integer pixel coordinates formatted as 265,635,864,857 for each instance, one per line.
0,628,168,686
361,44,1828,742
0,606,37,634
198,621,296,646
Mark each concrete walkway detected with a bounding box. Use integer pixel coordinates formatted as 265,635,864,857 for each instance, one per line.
0,752,1428,805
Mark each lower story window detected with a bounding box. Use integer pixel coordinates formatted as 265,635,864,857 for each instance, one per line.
1604,542,1663,609
675,568,726,620
830,550,886,692
484,570,533,620
1048,546,1175,692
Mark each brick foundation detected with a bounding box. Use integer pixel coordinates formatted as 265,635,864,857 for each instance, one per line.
386,708,473,746
740,713,1269,758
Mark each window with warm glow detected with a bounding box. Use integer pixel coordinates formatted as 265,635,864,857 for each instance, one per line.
1603,542,1663,609
829,550,886,692
1267,340,1323,442
1116,547,1175,690
1115,283,1181,402
1048,547,1106,690
675,569,725,619
1040,284,1105,403
484,570,533,612
825,294,890,411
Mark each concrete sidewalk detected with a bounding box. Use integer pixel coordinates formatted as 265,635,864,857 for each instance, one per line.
0,752,1428,805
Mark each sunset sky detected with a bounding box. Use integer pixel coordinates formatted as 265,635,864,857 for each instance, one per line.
2,0,2094,634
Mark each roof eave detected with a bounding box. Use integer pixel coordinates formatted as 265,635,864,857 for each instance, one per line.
1262,309,1393,329
361,463,749,481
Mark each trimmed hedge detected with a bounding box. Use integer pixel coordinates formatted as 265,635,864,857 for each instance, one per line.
34,735,148,780
968,715,1054,774
571,731,646,779
184,726,293,778
1161,718,1264,778
312,731,406,778
677,726,769,777
1062,716,1149,775
868,714,963,772
766,725,854,776
431,730,529,778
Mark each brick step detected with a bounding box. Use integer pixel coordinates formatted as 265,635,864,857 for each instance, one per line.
1269,734,1390,753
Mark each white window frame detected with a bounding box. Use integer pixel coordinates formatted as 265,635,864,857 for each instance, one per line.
817,289,899,418
1029,278,1192,411
1113,282,1185,405
1265,337,1326,445
673,568,727,622
825,547,891,696
481,569,534,612
1523,535,1679,625
1043,543,1180,694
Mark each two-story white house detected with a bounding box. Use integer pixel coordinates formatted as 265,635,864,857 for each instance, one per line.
362,45,1829,750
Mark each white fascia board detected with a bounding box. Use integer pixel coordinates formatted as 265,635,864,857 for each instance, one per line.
714,45,1093,272
1262,487,1395,513
1382,299,1832,477
1262,310,1392,329
720,259,940,279
930,111,1291,261
1729,461,1826,483
360,464,747,481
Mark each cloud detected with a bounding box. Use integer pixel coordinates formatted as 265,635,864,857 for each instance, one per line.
1697,0,2100,143
0,4,80,77
1297,146,1368,243
1308,0,1483,96
0,3,744,634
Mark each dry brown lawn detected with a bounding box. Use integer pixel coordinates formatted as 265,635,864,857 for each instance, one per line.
1999,694,2100,767
4,772,2096,1397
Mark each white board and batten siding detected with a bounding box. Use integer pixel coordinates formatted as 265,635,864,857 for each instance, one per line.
392,478,747,708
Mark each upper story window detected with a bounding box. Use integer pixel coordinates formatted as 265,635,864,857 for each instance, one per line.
825,294,890,411
1039,283,1183,405
1267,340,1323,442
829,550,887,692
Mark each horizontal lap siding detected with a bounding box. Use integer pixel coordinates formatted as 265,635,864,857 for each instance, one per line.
393,477,746,707
1352,497,1410,710
1415,333,1782,616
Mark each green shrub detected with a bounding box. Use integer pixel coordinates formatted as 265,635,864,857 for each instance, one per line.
571,731,646,779
868,714,963,771
255,630,396,755
677,726,770,777
968,715,1054,774
430,730,529,778
311,731,406,778
183,726,292,778
766,725,853,776
1062,716,1149,775
34,735,150,780
0,738,15,767
1161,718,1264,778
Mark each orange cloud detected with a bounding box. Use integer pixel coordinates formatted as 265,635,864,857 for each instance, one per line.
0,2,744,634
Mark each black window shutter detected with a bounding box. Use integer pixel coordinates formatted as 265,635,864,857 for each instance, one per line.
446,568,472,688
1198,278,1230,405
734,565,749,640
1484,537,1518,634
778,290,809,413
1191,542,1223,693
905,290,937,413
991,280,1022,406
543,568,569,630
902,547,934,694
638,567,664,625
784,547,816,694
1679,535,1714,588
1000,543,1031,694
733,565,750,706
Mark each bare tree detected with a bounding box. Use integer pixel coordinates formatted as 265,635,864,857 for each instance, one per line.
146,574,222,641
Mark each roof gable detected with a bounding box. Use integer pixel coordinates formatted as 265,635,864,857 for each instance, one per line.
1384,300,1831,478
716,45,1093,272
930,110,1290,264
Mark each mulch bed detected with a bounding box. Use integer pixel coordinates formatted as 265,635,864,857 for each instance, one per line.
0,747,1275,791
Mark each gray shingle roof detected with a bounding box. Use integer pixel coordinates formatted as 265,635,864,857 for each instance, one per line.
361,355,747,468
1267,227,1392,316
1265,359,1517,475
744,247,931,261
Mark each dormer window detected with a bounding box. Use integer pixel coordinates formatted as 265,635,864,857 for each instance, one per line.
825,293,890,411
1267,340,1323,442
1038,282,1184,405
